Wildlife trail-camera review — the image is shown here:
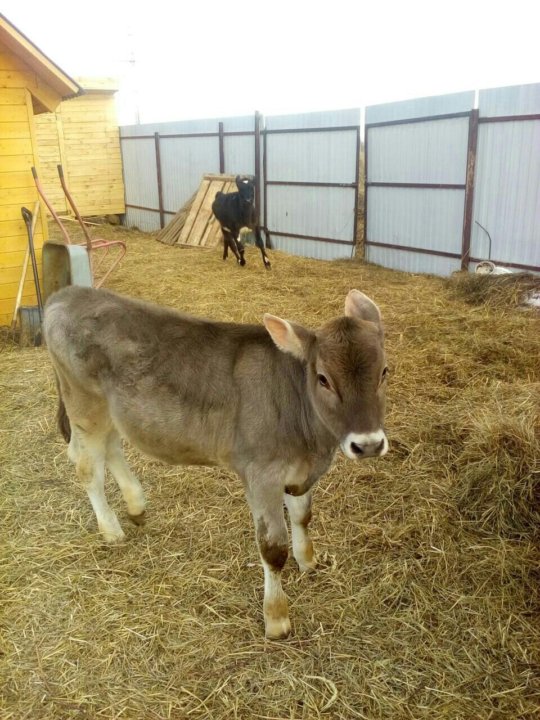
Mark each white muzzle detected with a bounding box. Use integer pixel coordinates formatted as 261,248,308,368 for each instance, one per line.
341,429,388,460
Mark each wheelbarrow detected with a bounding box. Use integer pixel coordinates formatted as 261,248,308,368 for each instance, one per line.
32,165,126,300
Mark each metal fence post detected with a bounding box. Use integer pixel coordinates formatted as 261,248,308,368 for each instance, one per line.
255,111,271,248
461,109,479,271
154,131,165,229
218,122,225,174
262,118,271,249
254,111,262,229
353,125,361,258
363,125,369,257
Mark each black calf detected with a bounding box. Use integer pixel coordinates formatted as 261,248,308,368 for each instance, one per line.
212,175,271,270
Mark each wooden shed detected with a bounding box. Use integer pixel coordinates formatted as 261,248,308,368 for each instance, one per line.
0,13,81,327
35,77,125,218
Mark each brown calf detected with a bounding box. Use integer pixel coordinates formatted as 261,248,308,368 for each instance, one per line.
44,286,388,638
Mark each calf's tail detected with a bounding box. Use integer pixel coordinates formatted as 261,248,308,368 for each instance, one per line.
54,374,71,443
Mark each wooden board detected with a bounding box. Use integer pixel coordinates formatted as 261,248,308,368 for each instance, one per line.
177,174,236,248
34,89,125,217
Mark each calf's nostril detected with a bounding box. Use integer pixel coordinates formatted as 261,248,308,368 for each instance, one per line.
350,442,364,455
375,439,385,454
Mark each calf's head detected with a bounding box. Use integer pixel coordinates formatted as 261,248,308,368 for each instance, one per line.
235,175,255,204
264,290,388,459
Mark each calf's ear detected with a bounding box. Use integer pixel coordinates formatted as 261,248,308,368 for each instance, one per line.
345,289,382,327
263,314,312,360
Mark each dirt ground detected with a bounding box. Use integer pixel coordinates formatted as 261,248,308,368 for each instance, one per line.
1,225,539,719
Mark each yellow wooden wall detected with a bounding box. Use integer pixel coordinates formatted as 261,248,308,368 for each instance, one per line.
35,90,125,217
34,109,66,213
0,44,46,327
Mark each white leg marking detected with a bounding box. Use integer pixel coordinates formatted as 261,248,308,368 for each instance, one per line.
106,434,146,517
262,560,291,640
284,492,316,572
245,466,291,639
76,430,125,543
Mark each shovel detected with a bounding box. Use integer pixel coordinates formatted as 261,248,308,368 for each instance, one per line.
19,206,44,346
11,200,40,330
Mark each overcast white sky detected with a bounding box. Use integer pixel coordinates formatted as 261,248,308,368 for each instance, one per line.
3,1,539,125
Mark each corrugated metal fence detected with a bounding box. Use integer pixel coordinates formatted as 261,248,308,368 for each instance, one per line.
263,111,359,260
470,85,540,271
120,109,360,261
365,83,540,275
120,115,256,233
120,84,538,274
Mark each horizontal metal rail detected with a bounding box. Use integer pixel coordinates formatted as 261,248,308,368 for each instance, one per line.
120,131,253,140
264,125,359,135
365,240,461,260
478,113,540,124
266,229,354,246
267,180,358,189
367,181,465,190
125,203,176,215
365,111,471,129
120,124,359,141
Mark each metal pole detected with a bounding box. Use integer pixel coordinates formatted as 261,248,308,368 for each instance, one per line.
353,125,361,258
461,109,479,271
218,122,225,173
363,125,369,256
262,119,271,249
154,132,165,229
254,111,262,229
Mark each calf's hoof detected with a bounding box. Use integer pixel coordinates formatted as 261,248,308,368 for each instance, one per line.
265,615,291,640
128,510,146,526
98,515,126,544
100,527,126,544
298,557,318,574
239,258,246,266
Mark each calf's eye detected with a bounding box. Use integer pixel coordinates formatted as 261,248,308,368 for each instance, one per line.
382,366,389,380
317,373,330,389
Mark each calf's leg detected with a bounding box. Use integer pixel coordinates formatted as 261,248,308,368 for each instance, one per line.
254,226,271,270
232,232,246,266
222,229,244,265
246,477,291,639
55,371,124,543
106,430,146,524
222,230,229,260
73,426,125,543
285,490,317,572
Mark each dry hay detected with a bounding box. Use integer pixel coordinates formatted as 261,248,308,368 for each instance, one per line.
1,226,539,719
448,270,540,309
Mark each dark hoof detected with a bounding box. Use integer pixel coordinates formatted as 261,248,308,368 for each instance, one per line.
264,262,271,271
128,511,146,526
240,258,246,266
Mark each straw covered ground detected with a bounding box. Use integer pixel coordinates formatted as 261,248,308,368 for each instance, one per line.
1,225,539,719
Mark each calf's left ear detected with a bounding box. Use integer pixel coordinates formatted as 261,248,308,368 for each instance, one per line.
345,289,383,328
263,314,312,360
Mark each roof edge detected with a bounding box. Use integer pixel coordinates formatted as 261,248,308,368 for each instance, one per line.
0,13,83,99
